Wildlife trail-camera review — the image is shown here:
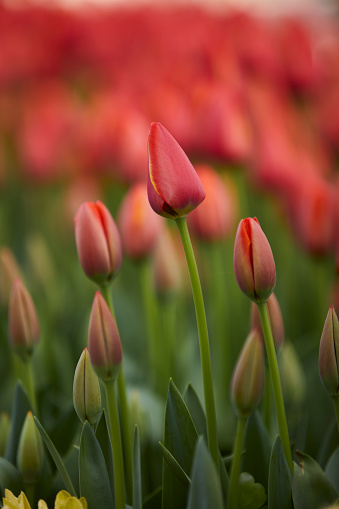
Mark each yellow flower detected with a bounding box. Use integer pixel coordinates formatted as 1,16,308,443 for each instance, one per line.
54,491,87,509
2,490,87,509
2,490,31,509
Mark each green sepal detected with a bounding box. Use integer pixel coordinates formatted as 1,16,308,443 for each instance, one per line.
292,451,338,509
241,411,271,490
0,457,23,497
183,384,207,441
159,441,191,488
186,436,223,509
133,425,142,509
5,382,32,465
238,472,267,509
268,435,293,509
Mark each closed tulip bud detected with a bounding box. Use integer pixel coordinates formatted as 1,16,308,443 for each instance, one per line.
147,122,206,219
9,279,39,360
231,329,265,418
74,201,122,286
233,217,276,303
319,306,339,397
88,292,122,382
0,247,22,311
17,412,44,484
251,293,284,348
73,348,101,425
118,182,163,260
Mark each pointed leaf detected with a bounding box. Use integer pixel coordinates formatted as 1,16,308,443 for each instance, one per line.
239,472,267,509
5,382,32,464
143,487,162,509
0,458,23,496
241,411,271,490
48,404,80,456
219,452,229,508
133,426,142,509
292,451,338,509
317,419,337,468
53,445,80,496
326,446,339,493
187,437,223,509
159,442,191,488
268,436,293,509
184,384,207,441
95,409,114,496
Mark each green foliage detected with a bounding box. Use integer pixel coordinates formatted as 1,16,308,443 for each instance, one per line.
133,426,142,509
238,473,267,509
268,436,293,509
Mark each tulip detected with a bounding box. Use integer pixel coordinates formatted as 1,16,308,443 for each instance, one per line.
9,278,39,360
74,201,122,286
118,182,163,260
147,122,206,219
319,306,339,397
2,490,87,509
251,293,284,348
73,348,101,425
233,217,276,303
88,291,122,383
17,412,44,484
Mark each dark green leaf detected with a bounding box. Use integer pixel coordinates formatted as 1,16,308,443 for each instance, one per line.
162,379,198,509
318,419,338,468
133,426,142,509
186,436,223,509
183,384,207,441
53,445,80,495
159,442,191,488
0,458,23,497
268,436,293,509
95,409,114,496
326,447,339,493
143,486,162,509
219,451,229,508
48,404,80,457
79,421,115,509
5,382,32,464
241,411,271,490
239,472,266,509
292,451,338,509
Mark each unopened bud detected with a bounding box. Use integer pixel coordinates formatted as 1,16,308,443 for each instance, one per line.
73,348,101,425
17,412,44,484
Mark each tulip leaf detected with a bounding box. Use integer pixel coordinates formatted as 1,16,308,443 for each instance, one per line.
241,411,271,490
48,403,80,457
133,425,142,509
162,379,198,509
143,486,162,509
34,416,77,497
183,383,207,441
292,451,338,509
0,458,23,497
79,421,115,509
186,436,223,509
53,444,79,495
268,435,293,509
159,441,191,488
325,446,339,493
95,409,114,496
5,382,32,464
238,472,267,509
219,451,229,507
318,419,338,468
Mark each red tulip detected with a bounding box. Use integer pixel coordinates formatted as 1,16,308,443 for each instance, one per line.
75,201,122,286
147,122,206,219
233,217,276,303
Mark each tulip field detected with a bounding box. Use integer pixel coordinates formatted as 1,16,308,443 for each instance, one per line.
0,2,339,508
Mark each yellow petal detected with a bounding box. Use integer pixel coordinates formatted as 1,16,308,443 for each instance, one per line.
3,490,32,509
55,492,87,509
38,500,49,509
18,492,31,509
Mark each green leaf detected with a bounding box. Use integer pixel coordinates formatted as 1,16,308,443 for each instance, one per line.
239,472,267,509
162,379,198,509
95,409,114,495
0,458,23,497
183,384,207,441
241,411,271,490
186,437,223,509
143,486,162,509
52,445,80,495
5,382,32,464
133,425,142,509
34,416,77,497
268,436,293,509
79,421,115,509
317,419,337,468
326,446,339,493
159,441,191,488
48,404,80,457
219,451,229,508
292,451,338,509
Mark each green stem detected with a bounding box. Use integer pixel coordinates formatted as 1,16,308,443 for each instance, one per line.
258,302,293,473
100,285,133,504
176,217,219,472
23,358,38,416
332,397,339,433
227,416,247,509
104,380,126,509
262,362,272,437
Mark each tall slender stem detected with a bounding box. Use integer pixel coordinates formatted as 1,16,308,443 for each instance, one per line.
257,302,293,473
227,416,247,509
100,284,133,504
176,217,219,472
104,380,126,509
262,364,272,437
23,359,38,416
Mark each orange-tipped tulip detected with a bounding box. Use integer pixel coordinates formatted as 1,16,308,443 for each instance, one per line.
88,291,122,382
75,201,122,286
233,217,276,303
319,306,339,397
147,122,206,219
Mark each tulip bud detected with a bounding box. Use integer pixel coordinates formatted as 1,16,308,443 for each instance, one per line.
53,491,87,509
153,227,182,296
319,306,339,397
233,217,276,303
251,293,284,348
231,329,265,418
9,279,39,361
0,247,22,311
147,122,206,219
17,412,44,484
88,292,122,382
0,413,10,457
118,182,163,260
73,348,101,425
74,201,122,286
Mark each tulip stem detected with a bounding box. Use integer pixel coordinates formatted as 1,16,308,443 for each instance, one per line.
100,285,133,505
262,365,272,437
104,380,126,509
176,217,219,472
23,358,38,416
332,397,339,433
227,416,247,509
257,302,293,473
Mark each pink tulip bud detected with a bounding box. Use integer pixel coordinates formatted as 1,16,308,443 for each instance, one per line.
74,201,122,286
147,122,206,219
233,217,276,303
231,329,265,418
319,306,339,397
9,279,39,360
251,293,284,348
88,292,122,382
118,182,163,260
